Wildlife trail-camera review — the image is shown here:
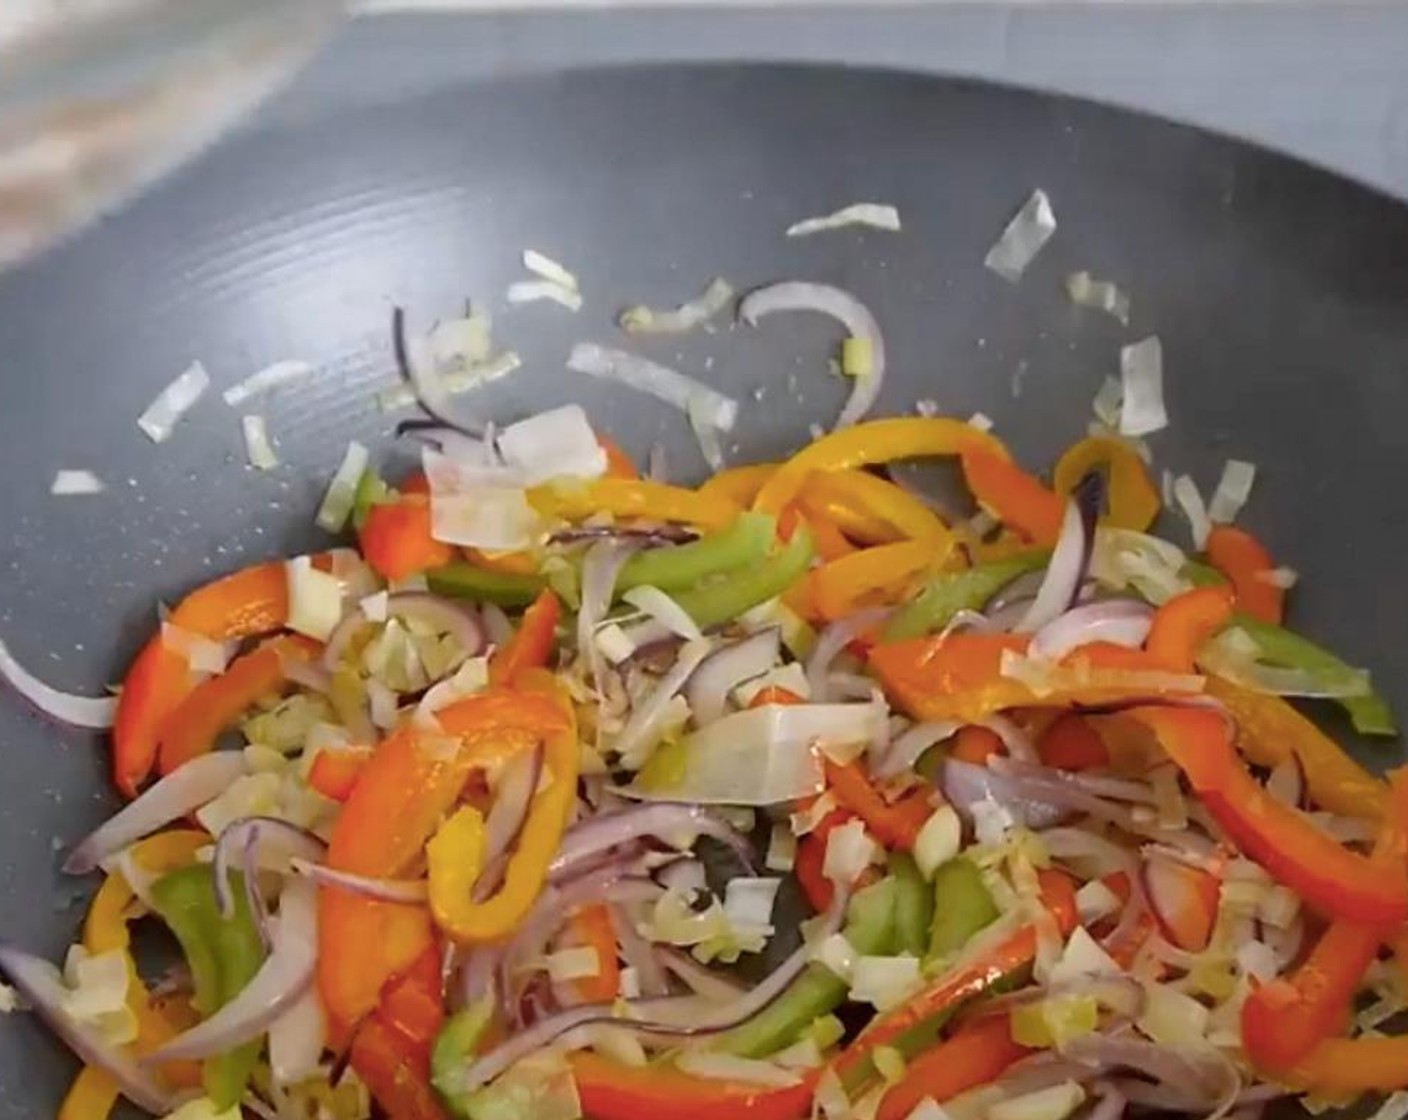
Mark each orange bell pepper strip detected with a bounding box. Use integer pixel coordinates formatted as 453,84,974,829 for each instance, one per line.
824,759,933,850
156,634,320,774
113,557,325,797
1036,713,1108,771
1241,768,1408,1073
377,944,447,1054
351,1015,447,1120
1144,585,1235,672
308,747,371,802
1129,706,1408,924
960,450,1064,545
876,1014,1031,1120
951,725,1005,766
565,903,622,1003
798,477,902,547
359,497,453,584
697,463,777,506
754,417,1007,518
529,478,739,531
318,689,569,1039
832,870,1077,1081
1052,436,1160,532
799,469,951,546
488,588,560,686
1287,1034,1408,1096
799,509,857,562
1205,525,1284,624
1203,675,1386,821
596,434,640,480
811,540,948,621
571,1052,817,1120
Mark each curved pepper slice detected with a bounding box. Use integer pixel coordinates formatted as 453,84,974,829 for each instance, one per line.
488,588,560,686
351,1014,447,1120
1145,585,1235,672
617,512,776,593
427,562,546,608
113,558,323,798
359,495,454,583
669,527,815,630
883,551,1049,642
571,1052,817,1120
753,418,1007,517
799,469,951,546
1053,436,1160,532
876,1014,1029,1120
530,478,739,531
1129,706,1408,924
824,760,933,850
1205,525,1283,624
318,689,569,1039
157,634,320,774
697,463,777,505
961,450,1064,545
811,540,948,621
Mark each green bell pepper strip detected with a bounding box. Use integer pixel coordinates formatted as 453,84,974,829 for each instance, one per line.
149,865,265,1110
1181,560,1225,588
431,997,496,1119
927,857,1000,963
889,853,934,958
718,876,898,1058
617,513,776,593
427,562,547,607
671,527,815,631
884,551,1050,641
351,467,393,530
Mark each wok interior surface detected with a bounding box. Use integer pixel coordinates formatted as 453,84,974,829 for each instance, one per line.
2,58,1408,1118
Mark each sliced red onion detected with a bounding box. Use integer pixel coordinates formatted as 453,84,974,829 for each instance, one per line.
1014,475,1102,633
1028,600,1154,663
393,306,486,436
320,612,372,671
0,944,177,1114
1038,827,1138,879
551,803,754,882
0,636,116,729
806,608,890,703
448,886,850,1095
656,946,748,1003
268,982,326,1086
212,818,326,923
1264,756,1307,808
685,628,781,724
64,752,246,874
146,879,317,1062
877,720,961,780
389,593,484,655
279,655,332,695
479,602,514,649
988,756,1158,806
475,744,543,901
580,540,634,693
738,282,886,430
608,639,712,768
549,525,696,547
977,714,1041,764
1062,1032,1240,1114
611,904,671,998
1085,1084,1128,1120
939,757,1069,830
458,948,501,1008
291,858,428,903
827,672,882,701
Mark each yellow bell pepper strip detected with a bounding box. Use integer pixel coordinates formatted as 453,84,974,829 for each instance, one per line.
156,634,321,775
1205,524,1284,624
318,690,570,1040
697,462,777,505
1202,675,1386,821
58,1065,124,1120
799,468,952,545
960,450,1064,544
753,417,1007,517
803,509,859,562
1128,706,1408,924
1052,435,1160,531
530,478,739,531
670,526,816,630
113,557,327,798
811,539,950,621
428,681,579,944
427,806,486,927
1241,768,1408,1073
616,512,776,593
883,550,1049,641
570,1052,819,1120
1144,585,1235,672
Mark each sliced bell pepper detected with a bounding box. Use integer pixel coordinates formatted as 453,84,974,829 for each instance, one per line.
811,540,950,621
697,463,777,506
308,747,370,802
1241,768,1408,1072
753,418,1007,518
960,451,1064,545
794,809,854,913
1203,675,1386,820
876,1014,1030,1120
427,680,579,945
1035,714,1108,772
58,1065,124,1120
798,468,952,546
463,546,540,577
570,1052,816,1120
351,1015,447,1120
596,434,640,480
1129,706,1408,924
950,726,1004,766
427,561,545,608
318,689,569,1038
883,551,1049,641
488,588,560,686
1205,525,1283,624
1145,585,1235,672
565,903,622,1004
927,857,1000,963
824,759,933,850
669,526,815,630
359,494,454,583
431,997,496,1114
1288,1034,1408,1096
377,945,447,1057
530,478,739,531
617,512,776,593
156,634,320,774
1052,436,1160,532
803,509,859,563
113,558,318,797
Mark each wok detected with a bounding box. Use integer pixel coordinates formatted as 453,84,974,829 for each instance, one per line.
2,42,1408,1120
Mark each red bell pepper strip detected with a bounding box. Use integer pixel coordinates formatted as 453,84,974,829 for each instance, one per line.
1205,525,1284,624
156,635,320,774
1130,706,1408,924
318,689,569,1041
307,748,371,802
351,1015,446,1120
488,589,560,687
960,450,1064,545
359,496,453,584
113,557,324,797
1241,768,1408,1072
1036,714,1108,772
794,809,856,913
951,725,1004,766
832,869,1077,1080
824,759,933,850
565,904,622,1004
1144,585,1235,672
570,1052,816,1120
876,1014,1030,1120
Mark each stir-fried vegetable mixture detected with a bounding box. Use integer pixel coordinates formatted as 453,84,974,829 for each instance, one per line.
4,389,1407,1120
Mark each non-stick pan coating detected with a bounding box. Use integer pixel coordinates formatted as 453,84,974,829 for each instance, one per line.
2,61,1408,1118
